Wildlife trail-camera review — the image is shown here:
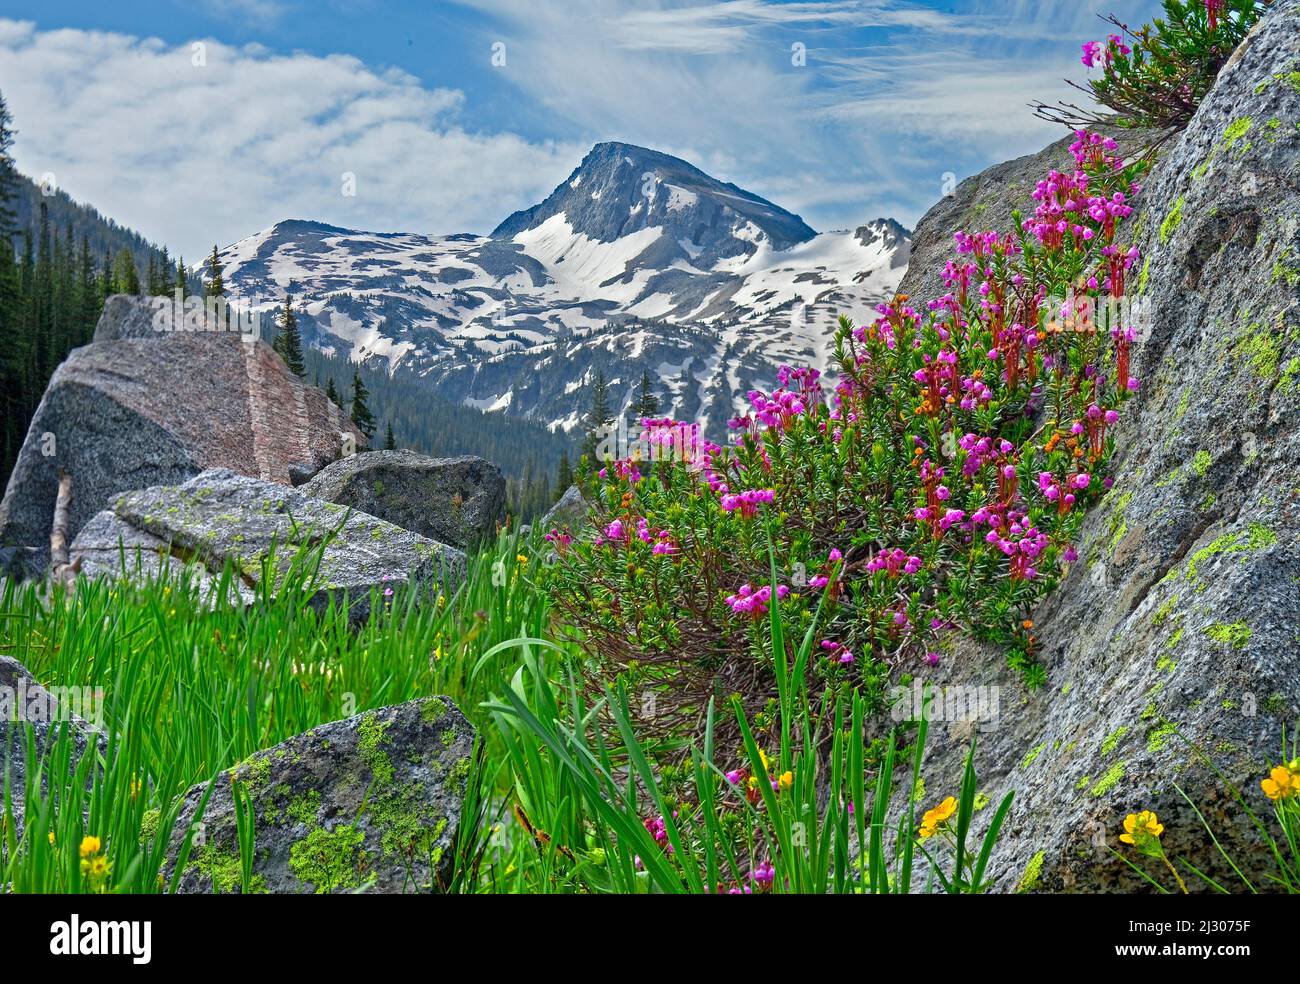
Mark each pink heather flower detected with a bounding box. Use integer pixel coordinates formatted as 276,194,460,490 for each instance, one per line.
753,861,776,887
720,488,775,519
724,583,790,619
725,769,744,785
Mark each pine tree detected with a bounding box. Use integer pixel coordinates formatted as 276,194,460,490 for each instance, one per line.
204,244,224,297
350,369,376,439
116,248,140,295
384,421,396,450
175,256,187,293
155,246,171,296
273,291,305,376
580,368,614,462
0,91,16,236
632,369,660,419
554,452,573,498
325,376,340,405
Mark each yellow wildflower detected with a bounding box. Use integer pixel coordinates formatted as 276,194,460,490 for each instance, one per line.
1120,810,1164,845
516,554,528,565
778,771,793,791
1262,764,1300,801
48,831,55,846
919,796,957,839
79,835,101,859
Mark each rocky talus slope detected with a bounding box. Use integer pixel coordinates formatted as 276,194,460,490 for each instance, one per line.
899,0,1300,892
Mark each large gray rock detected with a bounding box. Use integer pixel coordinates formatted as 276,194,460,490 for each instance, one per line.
70,469,465,622
300,451,505,550
898,0,1300,893
0,296,362,570
540,485,591,531
0,657,106,838
164,697,476,893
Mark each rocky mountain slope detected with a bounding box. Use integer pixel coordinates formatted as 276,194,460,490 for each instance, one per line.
902,0,1300,892
217,142,910,436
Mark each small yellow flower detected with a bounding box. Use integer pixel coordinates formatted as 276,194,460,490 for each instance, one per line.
919,796,957,839
1262,764,1300,801
48,831,55,846
516,554,528,565
758,749,771,772
1120,810,1164,846
79,835,101,859
778,771,793,791
88,856,110,879
130,776,143,799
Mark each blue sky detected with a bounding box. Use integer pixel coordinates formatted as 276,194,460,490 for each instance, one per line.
0,0,1160,258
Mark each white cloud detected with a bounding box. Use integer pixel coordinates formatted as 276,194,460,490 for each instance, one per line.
0,19,584,258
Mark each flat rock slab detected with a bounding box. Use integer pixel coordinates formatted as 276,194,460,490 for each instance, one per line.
301,450,505,550
164,697,476,894
70,468,465,622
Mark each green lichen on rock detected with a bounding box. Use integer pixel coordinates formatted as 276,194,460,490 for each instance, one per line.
1100,726,1129,757
1017,850,1046,893
188,842,265,894
1021,742,1047,769
1192,450,1211,477
1090,762,1125,797
1204,622,1251,650
1146,722,1177,754
357,711,395,787
1186,523,1274,588
286,790,322,826
1222,116,1253,150
1159,196,1185,243
233,753,271,791
288,824,367,894
1153,594,1180,626
140,808,161,843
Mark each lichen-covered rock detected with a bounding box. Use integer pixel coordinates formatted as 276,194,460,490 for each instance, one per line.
0,296,361,570
70,469,465,622
892,0,1300,893
0,657,106,838
300,450,505,550
163,697,476,894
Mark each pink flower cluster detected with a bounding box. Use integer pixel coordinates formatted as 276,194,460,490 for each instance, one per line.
820,638,856,665
720,488,775,518
866,548,923,577
724,582,790,618
1081,33,1131,68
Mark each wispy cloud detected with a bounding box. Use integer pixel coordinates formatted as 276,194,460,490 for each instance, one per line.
0,19,584,258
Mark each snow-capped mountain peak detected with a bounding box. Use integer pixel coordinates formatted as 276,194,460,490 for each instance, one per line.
219,143,911,437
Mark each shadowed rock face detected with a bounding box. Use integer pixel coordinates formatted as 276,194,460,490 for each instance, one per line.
70,469,466,624
300,451,505,551
891,0,1300,893
0,656,106,839
0,296,362,570
164,697,476,894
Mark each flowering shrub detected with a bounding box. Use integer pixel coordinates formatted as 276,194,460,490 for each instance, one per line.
544,131,1147,741
1036,1,1274,142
